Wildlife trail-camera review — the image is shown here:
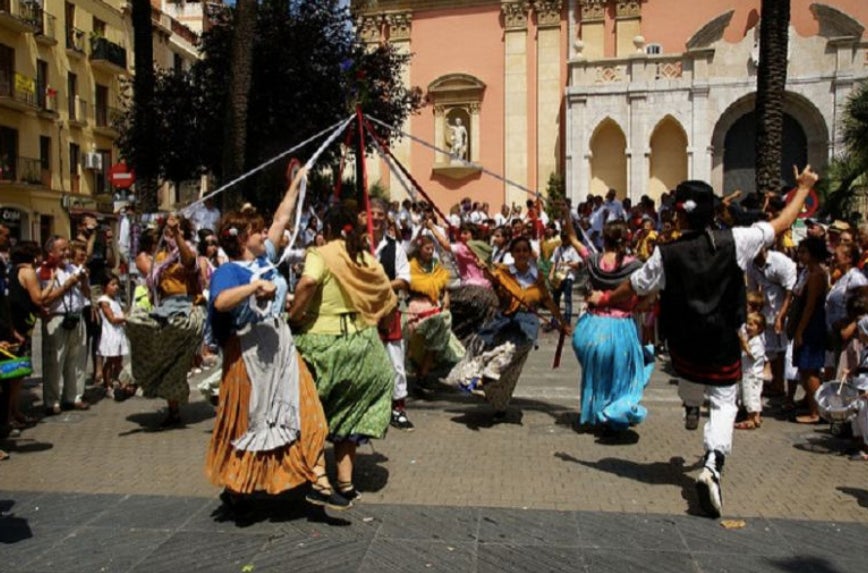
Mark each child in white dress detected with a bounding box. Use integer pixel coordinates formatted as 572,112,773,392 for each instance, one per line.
97,274,129,393
736,312,766,430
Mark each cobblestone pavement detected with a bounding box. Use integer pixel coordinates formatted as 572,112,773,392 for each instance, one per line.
0,329,866,571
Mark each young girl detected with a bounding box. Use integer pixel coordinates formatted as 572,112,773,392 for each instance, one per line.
97,274,129,394
736,312,766,430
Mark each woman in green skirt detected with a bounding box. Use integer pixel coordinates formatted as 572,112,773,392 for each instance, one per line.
290,206,397,502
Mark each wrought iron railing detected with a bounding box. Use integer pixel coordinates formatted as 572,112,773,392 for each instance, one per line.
66,26,85,53
90,36,127,70
0,156,42,185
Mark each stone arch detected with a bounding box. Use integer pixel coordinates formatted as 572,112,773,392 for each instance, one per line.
648,116,688,203
710,91,829,194
589,118,627,199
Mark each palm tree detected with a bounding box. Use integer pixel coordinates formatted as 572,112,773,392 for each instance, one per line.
131,0,157,211
754,0,791,196
221,0,257,206
824,80,868,217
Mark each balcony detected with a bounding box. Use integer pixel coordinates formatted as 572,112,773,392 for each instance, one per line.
0,72,38,111
34,10,57,46
0,0,40,33
68,95,87,127
35,83,58,119
94,104,122,137
0,156,44,186
66,26,86,58
90,36,127,74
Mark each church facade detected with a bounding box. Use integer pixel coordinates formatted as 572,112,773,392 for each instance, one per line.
351,0,868,210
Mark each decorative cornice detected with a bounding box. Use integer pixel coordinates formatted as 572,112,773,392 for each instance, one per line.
579,0,607,23
535,0,563,28
502,1,530,31
615,0,641,19
811,3,865,39
351,0,498,15
686,10,734,50
385,11,412,41
357,15,383,43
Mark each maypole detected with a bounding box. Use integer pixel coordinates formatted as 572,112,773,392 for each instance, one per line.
356,105,375,254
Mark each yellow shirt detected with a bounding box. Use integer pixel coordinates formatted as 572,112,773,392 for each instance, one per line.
300,248,373,335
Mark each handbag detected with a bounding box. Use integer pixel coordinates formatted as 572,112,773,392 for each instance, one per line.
785,292,805,340
61,312,81,330
0,346,32,381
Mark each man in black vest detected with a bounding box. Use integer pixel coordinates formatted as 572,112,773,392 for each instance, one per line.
589,166,819,518
367,199,414,430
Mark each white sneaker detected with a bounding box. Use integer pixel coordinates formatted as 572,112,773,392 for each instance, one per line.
696,467,723,518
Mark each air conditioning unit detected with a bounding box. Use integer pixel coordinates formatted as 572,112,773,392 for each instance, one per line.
84,152,103,171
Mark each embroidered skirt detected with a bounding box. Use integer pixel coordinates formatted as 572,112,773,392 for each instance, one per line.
126,304,204,403
295,326,392,441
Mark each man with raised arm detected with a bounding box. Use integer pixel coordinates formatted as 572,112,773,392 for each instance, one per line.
588,166,819,518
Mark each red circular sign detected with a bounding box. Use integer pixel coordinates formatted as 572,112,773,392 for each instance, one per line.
286,158,302,186
785,187,819,218
108,162,136,189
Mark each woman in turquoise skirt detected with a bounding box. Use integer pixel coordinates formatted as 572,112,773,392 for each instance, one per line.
563,215,654,432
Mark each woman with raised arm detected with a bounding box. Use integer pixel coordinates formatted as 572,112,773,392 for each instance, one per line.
289,206,397,503
126,214,204,427
563,212,653,433
205,167,350,512
448,236,569,421
426,220,498,344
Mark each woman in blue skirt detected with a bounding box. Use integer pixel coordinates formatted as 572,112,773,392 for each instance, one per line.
563,214,653,432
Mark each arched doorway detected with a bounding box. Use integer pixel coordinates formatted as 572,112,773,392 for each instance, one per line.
711,91,828,195
589,119,627,198
648,116,688,203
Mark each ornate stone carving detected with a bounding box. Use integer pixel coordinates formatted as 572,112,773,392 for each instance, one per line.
595,65,624,83
357,15,382,43
535,0,563,28
501,1,530,31
579,0,606,22
468,102,481,114
656,61,683,79
686,10,734,50
386,12,412,42
811,3,865,39
615,1,641,19
433,105,446,117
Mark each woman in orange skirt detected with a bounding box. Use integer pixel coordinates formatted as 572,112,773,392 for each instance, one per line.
204,170,349,511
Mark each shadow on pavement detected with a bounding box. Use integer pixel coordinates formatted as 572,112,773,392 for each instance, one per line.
553,452,706,516
351,451,390,494
211,489,352,529
0,438,53,455
836,486,868,509
791,429,851,456
768,555,850,573
0,500,34,544
119,401,216,435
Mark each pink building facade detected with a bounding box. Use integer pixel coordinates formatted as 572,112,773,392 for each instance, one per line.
352,1,868,210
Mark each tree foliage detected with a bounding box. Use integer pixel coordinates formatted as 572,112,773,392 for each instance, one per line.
822,80,868,218
119,1,422,211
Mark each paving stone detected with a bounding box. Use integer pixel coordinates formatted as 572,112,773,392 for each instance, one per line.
576,512,686,552
0,524,73,571
23,525,169,573
374,505,479,543
88,494,211,530
768,519,868,560
673,515,790,556
477,543,584,573
477,507,579,546
582,548,699,572
128,530,268,573
253,534,372,572
359,539,475,572
9,492,123,527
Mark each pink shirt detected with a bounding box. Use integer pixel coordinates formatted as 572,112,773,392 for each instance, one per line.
451,242,491,288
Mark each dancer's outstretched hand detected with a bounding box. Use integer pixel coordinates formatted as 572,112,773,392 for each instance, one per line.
586,290,604,306
793,164,819,189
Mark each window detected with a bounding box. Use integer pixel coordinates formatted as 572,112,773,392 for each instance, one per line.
0,44,13,98
36,59,48,109
67,72,77,120
92,17,106,38
173,53,183,75
95,84,108,126
94,149,110,195
69,142,80,192
1,126,18,181
39,135,51,186
645,43,662,55
65,2,75,48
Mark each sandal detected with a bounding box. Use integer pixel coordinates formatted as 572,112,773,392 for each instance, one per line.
734,420,759,430
306,473,352,510
793,414,821,424
849,451,868,461
336,480,361,502
0,450,9,461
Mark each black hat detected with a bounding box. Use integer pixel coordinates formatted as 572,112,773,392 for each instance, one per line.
674,180,715,229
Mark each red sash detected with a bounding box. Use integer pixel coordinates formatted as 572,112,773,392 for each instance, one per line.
378,308,402,342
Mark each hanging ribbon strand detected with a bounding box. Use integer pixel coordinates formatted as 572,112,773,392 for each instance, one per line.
180,114,355,216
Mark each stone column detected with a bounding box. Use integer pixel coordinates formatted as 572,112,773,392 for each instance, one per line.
385,11,413,200
502,1,531,206
628,91,647,201
565,93,588,203
689,84,712,185
535,0,563,195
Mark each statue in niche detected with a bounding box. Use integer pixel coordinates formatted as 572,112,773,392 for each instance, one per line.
448,117,468,162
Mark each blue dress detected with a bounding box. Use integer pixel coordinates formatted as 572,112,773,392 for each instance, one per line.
571,255,653,430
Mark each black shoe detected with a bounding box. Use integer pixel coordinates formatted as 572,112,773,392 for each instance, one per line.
338,484,361,502
492,410,507,422
306,488,352,511
684,406,700,431
390,409,415,431
159,410,183,428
